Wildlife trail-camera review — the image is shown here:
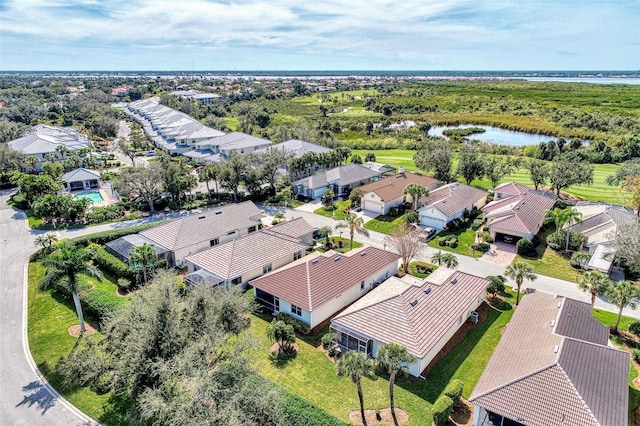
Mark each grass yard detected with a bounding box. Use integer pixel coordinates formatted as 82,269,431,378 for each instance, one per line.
513,227,579,283
314,199,351,220
316,237,363,254
27,263,117,423
408,261,438,279
592,309,637,333
427,227,477,256
363,214,406,234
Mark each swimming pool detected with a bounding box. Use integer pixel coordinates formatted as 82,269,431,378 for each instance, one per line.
76,191,104,204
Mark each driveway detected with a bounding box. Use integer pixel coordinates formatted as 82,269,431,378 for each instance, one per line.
0,189,94,425
482,241,517,265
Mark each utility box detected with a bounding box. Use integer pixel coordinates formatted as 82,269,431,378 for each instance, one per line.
469,311,479,324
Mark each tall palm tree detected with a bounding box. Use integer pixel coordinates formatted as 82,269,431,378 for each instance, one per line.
504,261,537,306
336,351,376,426
39,244,103,335
545,207,569,234
376,343,415,426
562,207,583,253
578,270,611,307
430,250,459,269
336,213,370,250
403,183,428,211
129,243,157,285
607,280,640,333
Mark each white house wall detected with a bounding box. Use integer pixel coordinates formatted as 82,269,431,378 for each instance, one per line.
419,208,449,230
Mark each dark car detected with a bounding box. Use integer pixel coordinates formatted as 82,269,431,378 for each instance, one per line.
503,235,515,243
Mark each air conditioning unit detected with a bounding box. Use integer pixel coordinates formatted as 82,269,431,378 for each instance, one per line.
469,311,479,324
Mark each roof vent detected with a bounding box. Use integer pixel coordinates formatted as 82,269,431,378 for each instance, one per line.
311,258,319,264
424,288,432,295
215,211,222,215
198,215,206,219
557,302,562,308
451,278,458,285
550,320,556,327
410,299,418,307
334,256,341,262
360,251,367,256
554,345,559,353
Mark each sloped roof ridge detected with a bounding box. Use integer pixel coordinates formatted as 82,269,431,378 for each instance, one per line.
306,261,313,310
471,363,560,402
555,358,600,425
224,238,239,279
336,288,402,318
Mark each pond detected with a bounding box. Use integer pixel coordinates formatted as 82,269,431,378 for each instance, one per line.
429,125,559,147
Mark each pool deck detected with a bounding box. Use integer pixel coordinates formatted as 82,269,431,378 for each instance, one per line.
72,187,116,207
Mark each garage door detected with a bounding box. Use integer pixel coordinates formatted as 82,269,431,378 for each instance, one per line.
363,200,384,215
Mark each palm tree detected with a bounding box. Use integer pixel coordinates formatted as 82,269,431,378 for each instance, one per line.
128,243,157,285
430,250,459,269
504,261,537,306
607,280,640,333
571,251,592,280
545,207,569,233
34,233,58,252
578,270,611,307
266,319,296,355
336,213,370,250
39,244,103,335
336,351,376,426
403,183,428,211
376,343,415,426
562,207,582,253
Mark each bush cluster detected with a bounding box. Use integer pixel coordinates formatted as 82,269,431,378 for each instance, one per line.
471,218,484,231
85,202,136,224
275,312,311,335
546,231,585,252
281,391,348,426
71,222,163,246
80,287,126,321
432,395,454,426
438,236,458,248
443,379,464,404
629,322,640,337
471,242,491,253
516,238,535,256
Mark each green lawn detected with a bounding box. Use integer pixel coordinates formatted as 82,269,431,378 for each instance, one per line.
27,263,116,423
427,227,477,256
513,227,580,283
363,214,406,234
316,237,363,254
314,200,352,220
408,262,438,279
592,308,637,333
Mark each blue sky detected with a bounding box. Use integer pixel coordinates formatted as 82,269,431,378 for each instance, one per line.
1,0,638,71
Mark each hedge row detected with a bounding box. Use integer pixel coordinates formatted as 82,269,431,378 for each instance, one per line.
281,392,348,426
70,221,168,247
432,395,454,426
275,312,311,335
443,379,464,404
80,287,127,322
93,247,167,291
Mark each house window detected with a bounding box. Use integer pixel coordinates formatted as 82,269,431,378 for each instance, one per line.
274,297,280,312
248,225,257,233
227,230,236,236
360,280,365,290
294,251,303,260
291,305,302,316
231,276,242,285
263,264,272,274
210,238,219,246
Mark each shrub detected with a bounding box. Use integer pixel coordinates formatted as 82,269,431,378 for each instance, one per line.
117,278,132,292
471,242,491,252
271,219,280,225
11,193,29,209
321,332,336,349
275,312,311,335
404,211,419,224
448,237,458,248
633,349,640,363
281,391,348,426
80,288,126,322
438,237,448,246
94,247,135,281
629,322,640,337
432,395,454,426
471,218,483,231
481,231,493,243
443,379,464,405
516,238,534,256
71,222,164,246
546,231,585,251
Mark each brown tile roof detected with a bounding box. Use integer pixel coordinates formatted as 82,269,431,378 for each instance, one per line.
331,270,489,358
251,246,400,311
483,183,557,235
358,172,438,201
185,219,310,280
419,183,488,218
140,201,261,250
470,291,629,426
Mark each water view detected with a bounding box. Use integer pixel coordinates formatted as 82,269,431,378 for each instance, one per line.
429,125,559,147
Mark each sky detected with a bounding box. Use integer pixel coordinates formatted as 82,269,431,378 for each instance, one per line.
0,0,638,71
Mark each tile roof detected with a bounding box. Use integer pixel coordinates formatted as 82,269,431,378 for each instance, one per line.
8,125,91,155
256,139,332,158
209,132,272,151
470,291,629,426
294,164,381,190
483,183,557,235
140,201,261,250
419,183,488,218
359,172,438,202
61,168,101,182
251,246,400,311
332,270,489,358
568,202,636,246
185,219,311,280
105,234,168,259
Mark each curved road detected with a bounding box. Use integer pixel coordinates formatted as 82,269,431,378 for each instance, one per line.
0,189,94,425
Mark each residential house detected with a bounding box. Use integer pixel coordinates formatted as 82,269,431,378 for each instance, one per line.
359,170,438,216
8,124,92,171
169,90,222,104
418,183,488,230
252,246,400,329
362,162,397,177
331,269,489,377
255,139,333,177
60,168,101,191
470,291,628,426
565,201,636,273
135,201,262,266
105,234,169,264
292,164,381,199
184,218,314,289
482,182,557,242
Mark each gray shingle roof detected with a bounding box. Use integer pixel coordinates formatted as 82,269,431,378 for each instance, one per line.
140,201,261,250
419,183,488,218
8,125,91,155
60,168,101,182
251,246,400,311
470,291,629,426
294,164,381,190
256,139,332,158
105,234,168,260
331,270,489,358
209,132,272,151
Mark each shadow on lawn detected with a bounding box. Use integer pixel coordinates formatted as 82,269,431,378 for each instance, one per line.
395,307,503,404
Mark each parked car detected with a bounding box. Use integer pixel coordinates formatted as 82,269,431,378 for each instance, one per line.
146,150,156,156
419,226,437,242
503,235,515,243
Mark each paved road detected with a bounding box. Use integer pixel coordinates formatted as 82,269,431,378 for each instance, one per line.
0,190,94,425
